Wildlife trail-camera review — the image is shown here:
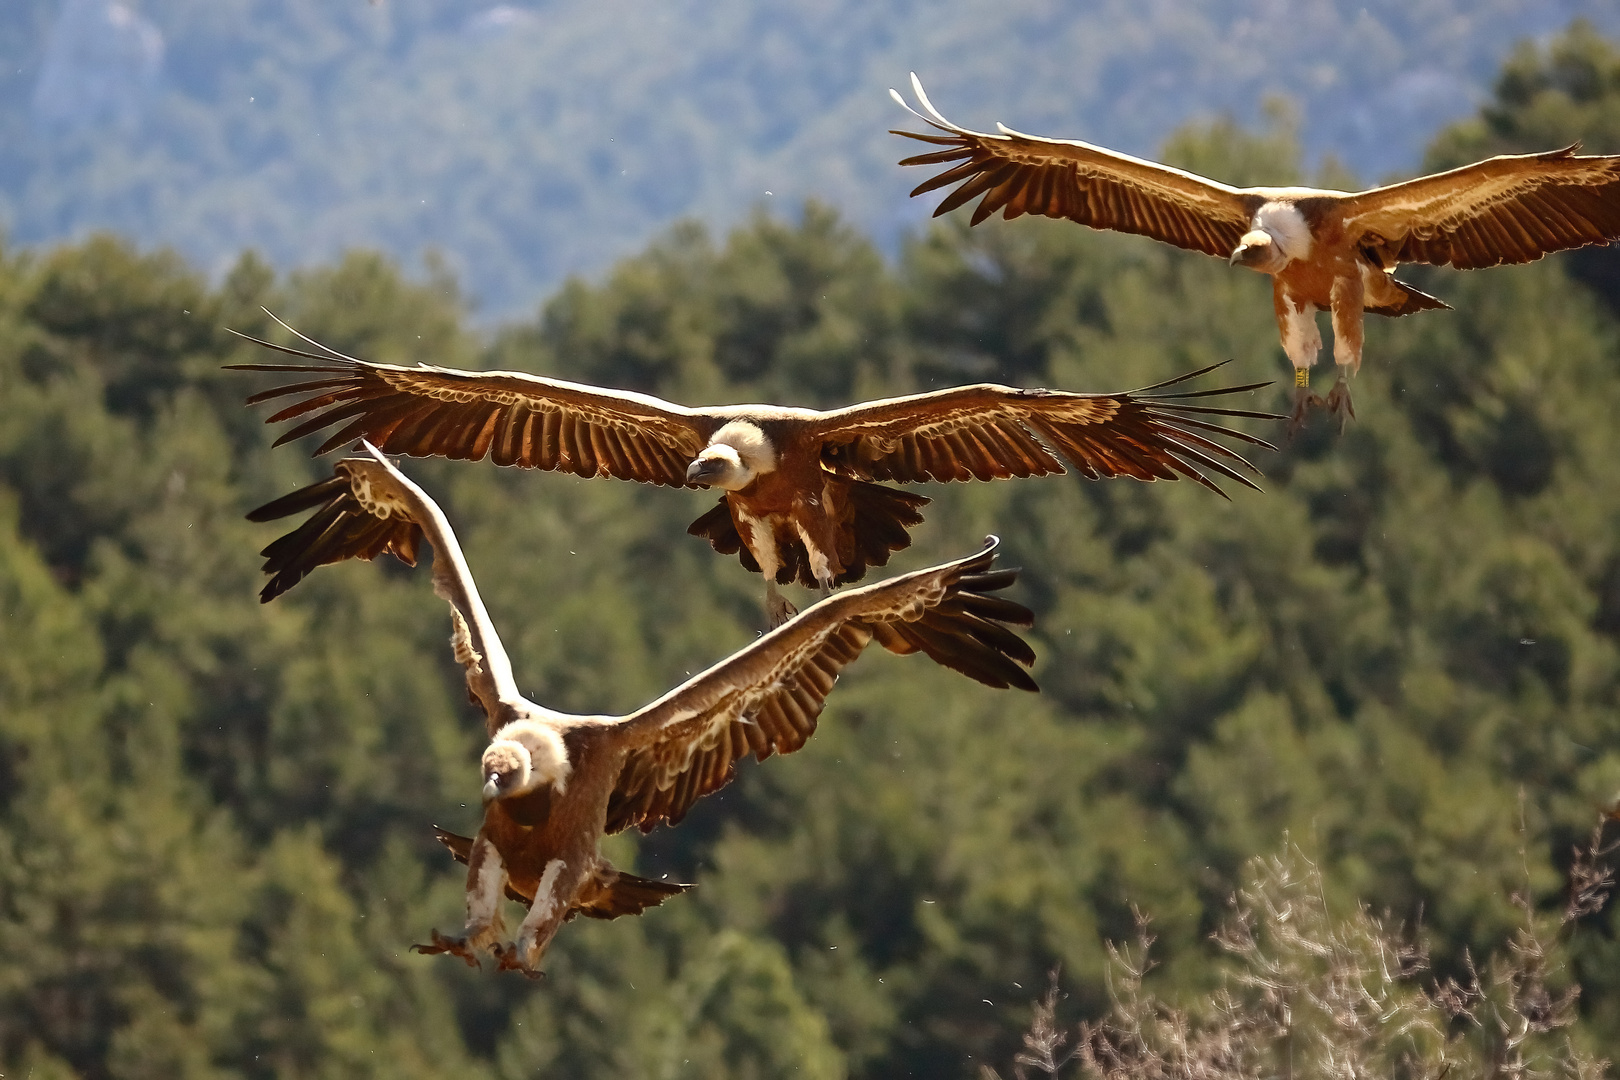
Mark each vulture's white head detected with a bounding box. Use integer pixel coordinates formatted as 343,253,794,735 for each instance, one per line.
685,421,777,490
481,720,571,803
1228,230,1289,273
1229,202,1311,273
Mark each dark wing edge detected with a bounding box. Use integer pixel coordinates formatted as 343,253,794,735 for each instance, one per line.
890,74,1258,256
819,362,1280,497
603,538,1037,835
246,464,423,603
227,320,709,486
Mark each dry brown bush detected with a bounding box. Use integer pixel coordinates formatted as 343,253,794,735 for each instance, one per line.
984,818,1618,1080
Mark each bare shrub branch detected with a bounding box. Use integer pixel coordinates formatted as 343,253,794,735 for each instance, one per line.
983,817,1618,1080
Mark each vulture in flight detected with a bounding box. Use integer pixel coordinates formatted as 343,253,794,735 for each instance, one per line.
248,443,1038,975
892,74,1620,428
232,321,1275,625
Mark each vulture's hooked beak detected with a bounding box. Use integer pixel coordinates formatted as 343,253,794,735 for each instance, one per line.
686,457,725,485
482,775,501,804
1227,245,1246,267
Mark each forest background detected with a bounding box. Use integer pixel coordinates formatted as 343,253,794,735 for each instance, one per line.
6,18,1620,1080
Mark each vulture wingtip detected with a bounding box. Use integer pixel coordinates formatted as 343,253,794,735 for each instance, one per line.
258,308,368,365
907,73,950,128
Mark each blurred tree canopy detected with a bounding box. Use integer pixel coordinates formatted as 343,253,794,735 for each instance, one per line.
4,21,1620,1079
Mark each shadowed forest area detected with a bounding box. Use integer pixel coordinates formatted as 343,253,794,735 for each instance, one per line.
5,23,1620,1079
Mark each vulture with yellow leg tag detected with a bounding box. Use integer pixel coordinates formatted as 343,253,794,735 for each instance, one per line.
892,73,1620,431
232,316,1276,625
247,443,1038,976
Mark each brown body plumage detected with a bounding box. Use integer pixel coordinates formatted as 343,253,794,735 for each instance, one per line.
233,322,1275,622
892,74,1620,428
249,444,1038,975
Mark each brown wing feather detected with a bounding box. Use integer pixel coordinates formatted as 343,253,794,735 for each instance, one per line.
602,622,874,834
892,76,1262,257
1338,147,1620,270
815,363,1278,498
602,540,1036,835
229,329,716,486
245,464,423,603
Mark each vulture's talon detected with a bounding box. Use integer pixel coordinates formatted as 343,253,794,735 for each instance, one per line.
412,930,481,968
765,590,798,629
1287,385,1323,439
494,944,542,978
1323,378,1355,431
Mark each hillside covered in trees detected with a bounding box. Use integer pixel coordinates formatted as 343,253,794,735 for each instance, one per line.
3,22,1620,1080
3,0,1619,318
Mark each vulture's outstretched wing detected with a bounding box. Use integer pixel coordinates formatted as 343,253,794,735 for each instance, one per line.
1337,147,1620,270
813,363,1277,497
230,320,715,485
892,74,1261,254
603,539,1036,835
247,445,524,730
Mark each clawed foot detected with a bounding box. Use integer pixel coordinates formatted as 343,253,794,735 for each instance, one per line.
412,929,481,969
1322,377,1355,431
1287,385,1324,438
493,942,545,980
413,931,546,978
765,589,798,630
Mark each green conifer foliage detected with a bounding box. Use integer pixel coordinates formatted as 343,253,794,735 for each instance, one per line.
3,28,1620,1076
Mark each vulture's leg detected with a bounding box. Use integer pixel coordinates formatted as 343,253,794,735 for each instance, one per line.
1275,284,1323,437
413,833,508,964
754,544,797,629
1326,275,1365,432
462,835,509,954
792,515,840,604
1289,373,1318,436
499,857,584,977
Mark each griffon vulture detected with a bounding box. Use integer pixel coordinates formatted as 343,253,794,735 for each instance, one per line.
232,321,1274,624
891,74,1620,428
248,443,1038,975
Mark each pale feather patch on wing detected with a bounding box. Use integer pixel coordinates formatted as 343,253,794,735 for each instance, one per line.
447,607,485,678
341,462,412,519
